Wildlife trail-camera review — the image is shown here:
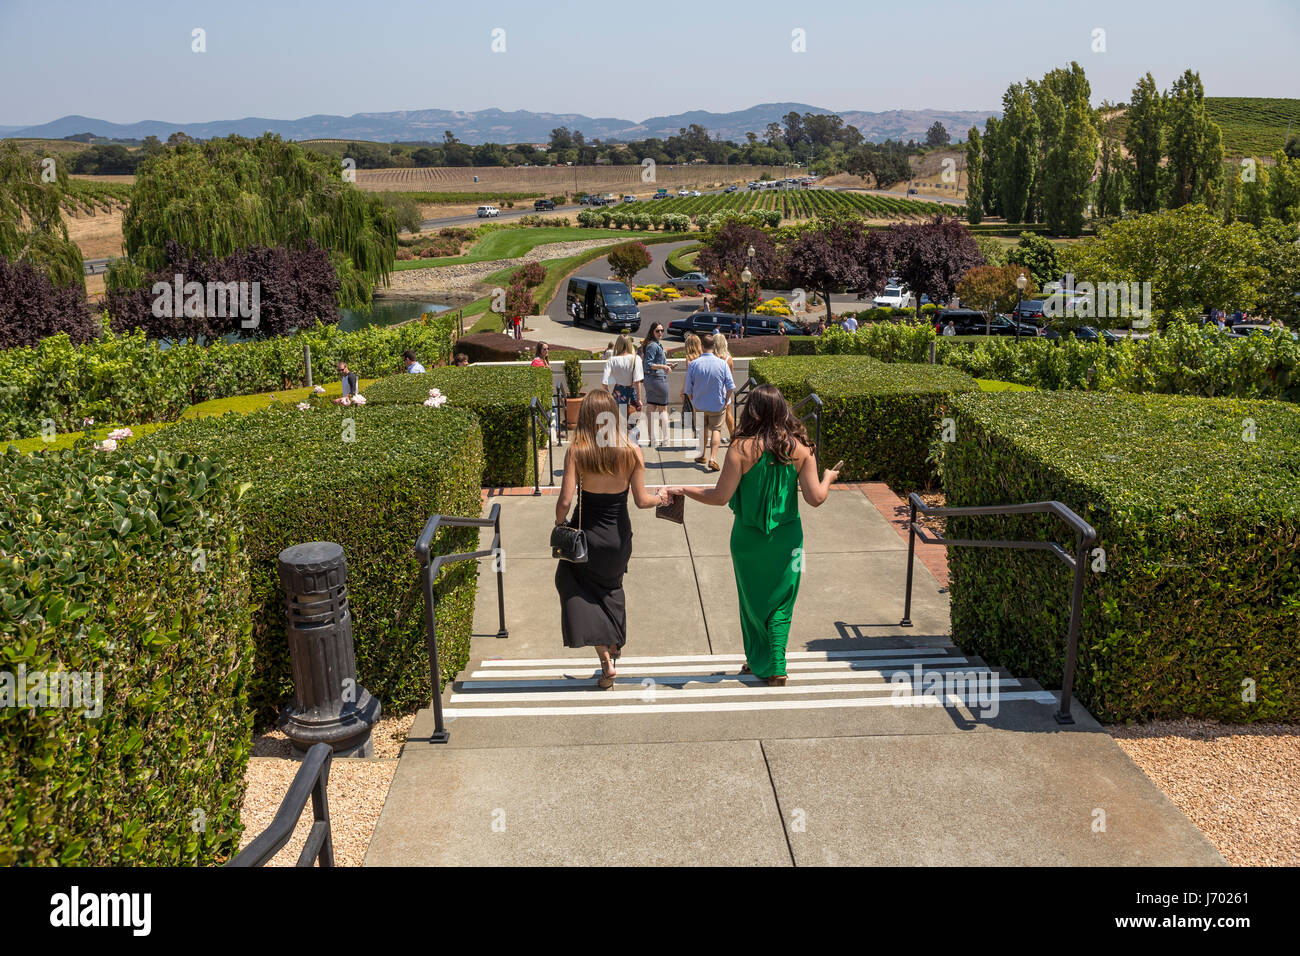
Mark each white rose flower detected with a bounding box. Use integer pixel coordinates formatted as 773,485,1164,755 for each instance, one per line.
352,394,366,405
313,386,325,395
297,402,311,410
423,397,437,407
97,438,118,452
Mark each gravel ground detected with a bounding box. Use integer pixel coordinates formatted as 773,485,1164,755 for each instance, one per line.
238,714,416,866
1108,720,1300,866
387,239,623,295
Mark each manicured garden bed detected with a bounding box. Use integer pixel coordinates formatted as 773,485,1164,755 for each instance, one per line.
750,355,978,488
131,403,485,720
1,446,252,864
943,390,1300,722
364,365,552,486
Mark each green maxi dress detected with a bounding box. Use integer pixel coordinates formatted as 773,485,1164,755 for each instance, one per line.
728,450,802,679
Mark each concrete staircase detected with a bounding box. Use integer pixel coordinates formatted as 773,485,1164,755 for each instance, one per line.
363,487,1226,867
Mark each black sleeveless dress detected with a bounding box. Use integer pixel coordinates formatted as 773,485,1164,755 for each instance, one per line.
554,485,633,649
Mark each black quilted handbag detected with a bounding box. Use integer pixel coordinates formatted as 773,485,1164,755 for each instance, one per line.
550,476,589,563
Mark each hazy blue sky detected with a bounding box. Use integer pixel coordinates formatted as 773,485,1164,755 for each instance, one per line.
1,0,1296,125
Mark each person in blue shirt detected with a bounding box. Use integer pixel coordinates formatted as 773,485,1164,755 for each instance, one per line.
403,350,426,374
683,332,735,471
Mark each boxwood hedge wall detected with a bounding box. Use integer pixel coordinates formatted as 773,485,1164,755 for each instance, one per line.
0,311,458,442
363,365,551,487
1,447,253,865
944,391,1300,722
751,355,978,488
132,403,485,719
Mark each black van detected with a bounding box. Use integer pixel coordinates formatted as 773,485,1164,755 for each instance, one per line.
566,278,641,332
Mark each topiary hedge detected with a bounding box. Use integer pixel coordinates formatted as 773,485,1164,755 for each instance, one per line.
934,321,1299,400
0,311,459,442
751,355,977,488
818,321,936,363
131,403,485,719
364,365,551,487
0,446,253,864
788,336,819,356
943,390,1300,722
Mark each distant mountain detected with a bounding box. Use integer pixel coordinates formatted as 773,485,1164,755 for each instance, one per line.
4,104,998,145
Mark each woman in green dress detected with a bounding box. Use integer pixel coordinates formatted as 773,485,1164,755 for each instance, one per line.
667,385,839,684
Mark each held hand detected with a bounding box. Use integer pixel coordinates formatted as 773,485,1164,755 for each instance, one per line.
823,468,840,486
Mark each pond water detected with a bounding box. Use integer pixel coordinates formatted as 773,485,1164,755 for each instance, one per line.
337,299,450,332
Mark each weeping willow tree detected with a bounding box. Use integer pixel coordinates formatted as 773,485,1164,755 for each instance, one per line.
113,134,397,310
0,142,86,288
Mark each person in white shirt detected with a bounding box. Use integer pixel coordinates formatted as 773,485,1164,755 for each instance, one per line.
841,314,859,333
403,350,426,373
601,334,645,440
943,320,956,336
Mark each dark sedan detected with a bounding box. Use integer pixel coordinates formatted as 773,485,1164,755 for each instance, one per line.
935,309,1037,337
667,311,806,339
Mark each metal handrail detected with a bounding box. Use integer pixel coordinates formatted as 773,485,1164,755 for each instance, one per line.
414,504,507,744
899,493,1097,724
226,742,334,867
528,396,555,495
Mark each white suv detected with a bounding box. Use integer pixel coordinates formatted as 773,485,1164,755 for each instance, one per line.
476,205,500,218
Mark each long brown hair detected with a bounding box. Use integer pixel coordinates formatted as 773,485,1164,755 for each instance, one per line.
731,384,810,465
572,389,637,477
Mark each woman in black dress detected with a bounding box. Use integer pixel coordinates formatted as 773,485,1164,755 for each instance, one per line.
555,389,668,688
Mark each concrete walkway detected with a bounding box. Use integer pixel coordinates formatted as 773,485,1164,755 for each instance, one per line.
365,456,1224,866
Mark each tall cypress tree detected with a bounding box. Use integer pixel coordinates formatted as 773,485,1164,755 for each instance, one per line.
1125,73,1165,213
1166,70,1224,208
1045,96,1098,237
999,85,1039,224
1096,107,1126,218
981,116,1003,218
1029,83,1065,224
965,127,984,225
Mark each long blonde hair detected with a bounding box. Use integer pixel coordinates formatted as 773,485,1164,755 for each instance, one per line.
572,389,636,477
714,333,731,361
613,334,635,356
683,332,702,363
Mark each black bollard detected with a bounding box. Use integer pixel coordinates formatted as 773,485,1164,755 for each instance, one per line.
278,542,381,758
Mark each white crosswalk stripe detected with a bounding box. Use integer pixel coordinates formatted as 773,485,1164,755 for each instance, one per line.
446,651,1057,719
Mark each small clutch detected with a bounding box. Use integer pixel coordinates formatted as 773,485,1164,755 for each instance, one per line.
550,523,589,563
656,492,684,524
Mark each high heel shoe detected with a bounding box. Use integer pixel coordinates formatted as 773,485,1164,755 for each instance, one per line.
598,659,616,689
766,675,787,687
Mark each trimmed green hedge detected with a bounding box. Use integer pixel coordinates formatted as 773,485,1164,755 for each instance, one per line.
751,355,977,488
788,336,819,356
131,403,484,718
935,322,1298,400
1,446,253,864
944,391,1300,722
364,366,552,487
0,311,459,441
818,321,936,363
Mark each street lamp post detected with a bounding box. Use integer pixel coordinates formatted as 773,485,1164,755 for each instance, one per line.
1015,272,1028,344
740,244,757,339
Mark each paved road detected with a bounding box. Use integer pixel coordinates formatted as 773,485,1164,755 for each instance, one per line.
522,240,703,349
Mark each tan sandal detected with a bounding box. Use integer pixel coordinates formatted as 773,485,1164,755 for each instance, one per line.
766,675,787,687
707,460,721,472
598,658,616,689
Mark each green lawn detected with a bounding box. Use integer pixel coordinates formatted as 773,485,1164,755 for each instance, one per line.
394,227,638,270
